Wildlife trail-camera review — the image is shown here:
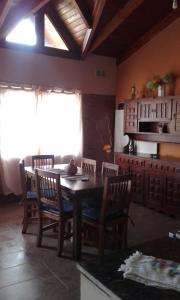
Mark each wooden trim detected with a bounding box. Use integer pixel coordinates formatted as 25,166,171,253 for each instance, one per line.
89,0,144,54
82,0,106,57
0,0,12,28
0,40,81,60
117,6,180,65
0,0,51,40
128,133,180,144
35,11,44,48
45,3,80,57
73,0,92,28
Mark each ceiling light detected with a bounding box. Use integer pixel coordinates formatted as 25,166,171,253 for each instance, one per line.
172,0,178,9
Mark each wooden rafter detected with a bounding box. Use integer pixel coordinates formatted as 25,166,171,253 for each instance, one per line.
0,0,51,40
117,6,180,65
82,0,106,57
0,0,12,29
45,3,80,57
73,0,92,28
89,0,144,54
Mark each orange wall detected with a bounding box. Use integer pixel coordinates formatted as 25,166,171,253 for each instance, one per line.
117,17,180,158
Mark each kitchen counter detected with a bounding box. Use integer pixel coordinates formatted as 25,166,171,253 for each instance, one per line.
77,237,180,300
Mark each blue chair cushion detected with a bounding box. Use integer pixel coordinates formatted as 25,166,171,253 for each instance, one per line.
41,198,73,214
82,206,127,222
82,190,102,209
26,191,37,200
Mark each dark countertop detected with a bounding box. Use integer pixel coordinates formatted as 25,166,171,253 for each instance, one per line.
77,237,180,300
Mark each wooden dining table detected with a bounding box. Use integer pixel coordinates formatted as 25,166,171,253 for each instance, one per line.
25,164,104,261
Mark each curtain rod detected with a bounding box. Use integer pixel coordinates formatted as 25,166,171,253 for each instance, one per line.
0,81,80,94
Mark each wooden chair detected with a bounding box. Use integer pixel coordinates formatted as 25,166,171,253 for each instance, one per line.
19,159,38,234
35,169,73,256
32,155,54,169
101,162,119,177
82,175,132,256
81,158,96,174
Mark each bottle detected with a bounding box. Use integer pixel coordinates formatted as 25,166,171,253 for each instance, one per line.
131,84,136,99
129,140,134,154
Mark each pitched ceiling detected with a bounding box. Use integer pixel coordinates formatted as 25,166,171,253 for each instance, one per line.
0,0,180,64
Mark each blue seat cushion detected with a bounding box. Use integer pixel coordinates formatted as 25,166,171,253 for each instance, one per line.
41,199,73,214
82,206,127,222
82,190,102,209
26,191,37,200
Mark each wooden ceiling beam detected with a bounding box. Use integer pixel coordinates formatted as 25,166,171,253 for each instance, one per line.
45,3,80,57
0,0,51,40
0,0,12,29
89,0,144,54
82,0,106,57
117,6,180,65
73,0,92,28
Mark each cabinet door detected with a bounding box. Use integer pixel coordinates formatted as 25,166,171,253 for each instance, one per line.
138,99,172,121
164,172,180,217
124,101,137,133
145,170,164,210
128,157,145,204
172,99,180,133
114,154,130,174
130,167,145,205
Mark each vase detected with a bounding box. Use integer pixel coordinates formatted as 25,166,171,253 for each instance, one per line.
157,85,164,97
165,83,175,96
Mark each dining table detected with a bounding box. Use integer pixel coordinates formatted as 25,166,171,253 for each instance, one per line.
25,164,104,261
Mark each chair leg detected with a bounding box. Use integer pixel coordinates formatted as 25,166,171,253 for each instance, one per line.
37,213,43,247
98,225,104,256
57,220,65,257
22,203,29,234
121,221,128,249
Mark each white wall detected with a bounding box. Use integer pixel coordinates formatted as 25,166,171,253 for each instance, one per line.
0,47,117,95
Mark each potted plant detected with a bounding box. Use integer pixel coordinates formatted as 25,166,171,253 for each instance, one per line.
145,73,175,97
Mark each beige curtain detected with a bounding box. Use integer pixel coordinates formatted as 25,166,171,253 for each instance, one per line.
0,87,82,195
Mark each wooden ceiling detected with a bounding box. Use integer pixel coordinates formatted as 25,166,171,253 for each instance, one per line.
0,0,180,64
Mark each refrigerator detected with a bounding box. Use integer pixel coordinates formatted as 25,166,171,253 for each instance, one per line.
114,105,158,155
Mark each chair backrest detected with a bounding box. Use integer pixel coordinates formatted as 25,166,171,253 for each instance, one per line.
35,169,63,215
101,162,119,177
81,158,96,174
100,175,132,224
32,155,54,169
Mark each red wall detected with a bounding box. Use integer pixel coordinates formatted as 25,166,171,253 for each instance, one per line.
116,17,180,158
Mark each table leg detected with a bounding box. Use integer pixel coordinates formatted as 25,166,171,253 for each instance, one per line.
73,192,82,261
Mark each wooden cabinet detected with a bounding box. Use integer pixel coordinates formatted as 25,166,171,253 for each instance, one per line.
124,101,137,133
115,153,180,218
123,96,180,142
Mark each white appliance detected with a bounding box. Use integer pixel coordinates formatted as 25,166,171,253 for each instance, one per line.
114,105,129,152
114,105,158,155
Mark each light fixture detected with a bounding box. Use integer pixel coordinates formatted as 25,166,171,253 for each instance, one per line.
172,0,178,9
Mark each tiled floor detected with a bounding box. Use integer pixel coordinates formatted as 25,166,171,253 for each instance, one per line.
0,202,180,300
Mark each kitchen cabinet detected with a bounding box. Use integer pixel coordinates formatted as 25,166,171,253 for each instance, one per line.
123,96,180,142
115,153,180,218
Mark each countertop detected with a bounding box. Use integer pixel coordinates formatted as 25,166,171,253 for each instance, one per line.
77,237,180,300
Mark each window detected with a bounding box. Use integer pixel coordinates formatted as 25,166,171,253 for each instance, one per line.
0,88,82,159
6,17,36,46
44,15,69,50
